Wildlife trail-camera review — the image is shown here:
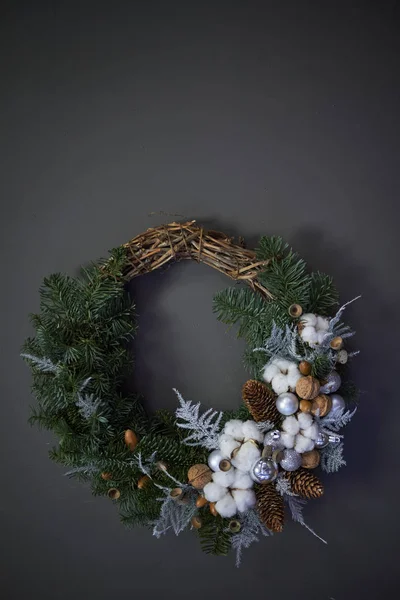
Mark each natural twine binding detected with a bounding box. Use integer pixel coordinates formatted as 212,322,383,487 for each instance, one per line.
121,221,273,298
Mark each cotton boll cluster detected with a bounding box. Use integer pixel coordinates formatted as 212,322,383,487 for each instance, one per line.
281,412,320,454
262,358,302,395
299,313,330,347
203,419,261,517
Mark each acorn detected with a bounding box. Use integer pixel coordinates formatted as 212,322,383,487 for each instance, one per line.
209,502,218,517
288,304,303,318
108,488,120,500
191,516,202,529
299,361,312,376
170,487,184,500
137,475,151,489
101,472,113,481
124,429,138,451
219,459,232,472
188,464,212,489
295,376,321,400
330,336,343,350
311,394,332,417
301,450,321,469
299,399,312,413
196,495,209,508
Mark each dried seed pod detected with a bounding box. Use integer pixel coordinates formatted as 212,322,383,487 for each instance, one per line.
124,429,138,451
299,399,312,413
196,495,209,508
209,502,218,517
288,304,303,318
191,516,202,529
330,336,343,350
101,472,113,481
137,475,151,489
108,488,120,500
156,461,168,472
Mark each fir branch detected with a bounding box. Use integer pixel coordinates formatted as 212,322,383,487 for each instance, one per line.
256,235,289,262
174,389,222,450
306,272,339,315
284,495,327,544
320,442,346,473
231,509,271,567
75,393,102,420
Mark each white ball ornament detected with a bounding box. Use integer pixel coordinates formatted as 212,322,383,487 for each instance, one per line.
207,449,225,472
264,430,285,450
320,371,341,394
276,392,299,415
330,393,346,413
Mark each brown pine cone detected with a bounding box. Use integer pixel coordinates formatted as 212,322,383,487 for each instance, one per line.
242,379,281,424
284,468,324,499
256,484,285,533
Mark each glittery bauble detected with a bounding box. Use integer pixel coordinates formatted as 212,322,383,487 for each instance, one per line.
250,457,278,484
314,431,330,449
264,429,285,450
337,349,348,364
320,371,341,394
276,392,299,416
207,450,225,472
330,393,346,413
279,449,302,472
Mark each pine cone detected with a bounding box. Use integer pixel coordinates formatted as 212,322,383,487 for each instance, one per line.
242,379,281,424
284,468,324,499
256,484,285,533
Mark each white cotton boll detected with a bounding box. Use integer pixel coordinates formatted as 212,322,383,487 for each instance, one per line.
233,470,253,490
301,326,318,345
224,419,245,441
215,493,237,518
287,369,301,390
262,363,280,382
316,316,330,331
203,482,227,503
218,434,240,458
294,434,315,454
297,412,313,430
212,469,236,488
273,358,292,373
282,415,300,435
242,420,264,443
302,423,320,441
232,489,256,513
271,373,289,395
231,441,261,472
301,313,317,327
281,432,295,449
317,331,327,345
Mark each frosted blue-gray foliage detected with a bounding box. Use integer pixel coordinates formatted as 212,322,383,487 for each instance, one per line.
284,494,327,544
153,488,198,538
255,421,274,433
230,509,271,567
174,389,222,450
320,407,357,433
64,464,99,477
76,393,102,420
320,442,346,473
20,353,59,373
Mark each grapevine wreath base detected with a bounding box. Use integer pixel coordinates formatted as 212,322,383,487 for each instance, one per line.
22,221,360,566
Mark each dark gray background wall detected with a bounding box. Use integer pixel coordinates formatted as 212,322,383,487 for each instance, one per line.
1,2,399,599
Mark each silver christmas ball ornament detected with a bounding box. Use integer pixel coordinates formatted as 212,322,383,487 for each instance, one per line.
320,370,342,394
279,449,302,472
250,457,278,484
314,431,330,449
264,429,285,450
276,392,299,416
330,393,346,413
207,449,225,472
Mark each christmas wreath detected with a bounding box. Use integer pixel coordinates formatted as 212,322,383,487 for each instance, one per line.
22,221,360,566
